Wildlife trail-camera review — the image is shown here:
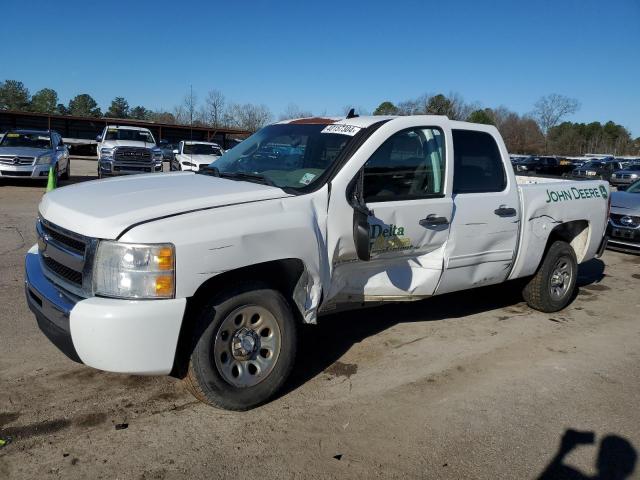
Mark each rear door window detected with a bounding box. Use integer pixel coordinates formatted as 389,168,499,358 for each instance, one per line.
452,130,506,194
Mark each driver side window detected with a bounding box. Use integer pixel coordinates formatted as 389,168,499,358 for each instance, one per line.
363,127,445,203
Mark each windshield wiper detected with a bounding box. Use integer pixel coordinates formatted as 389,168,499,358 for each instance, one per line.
220,172,276,187
197,166,275,187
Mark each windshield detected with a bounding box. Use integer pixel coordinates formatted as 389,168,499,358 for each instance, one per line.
627,164,640,171
104,128,155,144
205,123,355,190
0,132,51,149
183,143,222,156
627,180,640,193
582,161,605,169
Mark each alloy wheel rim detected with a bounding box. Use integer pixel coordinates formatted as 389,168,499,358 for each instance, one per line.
549,257,572,299
213,305,281,388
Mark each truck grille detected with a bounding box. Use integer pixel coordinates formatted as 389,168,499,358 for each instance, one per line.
0,155,35,165
114,147,152,163
43,256,83,286
37,219,96,296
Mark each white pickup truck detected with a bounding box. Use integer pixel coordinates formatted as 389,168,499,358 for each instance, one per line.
25,115,609,410
96,125,163,178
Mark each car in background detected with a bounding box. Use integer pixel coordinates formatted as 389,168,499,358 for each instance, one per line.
170,141,224,171
569,159,630,183
0,129,70,181
607,178,640,253
610,163,640,190
158,140,178,163
513,156,538,173
96,125,163,178
533,156,576,176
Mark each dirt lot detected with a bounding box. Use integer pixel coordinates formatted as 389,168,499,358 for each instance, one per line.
1,160,639,479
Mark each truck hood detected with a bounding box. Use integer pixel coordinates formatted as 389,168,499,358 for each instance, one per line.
101,140,156,149
610,191,640,216
39,172,291,239
0,146,51,157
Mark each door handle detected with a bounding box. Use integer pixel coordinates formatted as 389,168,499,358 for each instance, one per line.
419,214,449,227
494,205,517,217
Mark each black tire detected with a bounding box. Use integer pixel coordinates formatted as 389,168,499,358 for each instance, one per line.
61,160,70,180
523,240,577,312
183,282,297,410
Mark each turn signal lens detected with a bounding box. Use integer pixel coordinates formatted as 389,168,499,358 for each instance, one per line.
155,275,174,296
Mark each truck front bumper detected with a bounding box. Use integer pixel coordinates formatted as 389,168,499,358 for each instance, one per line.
99,159,163,176
25,247,187,375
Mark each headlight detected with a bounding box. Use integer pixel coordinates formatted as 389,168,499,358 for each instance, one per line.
100,147,114,160
152,149,163,161
182,161,195,167
36,155,52,165
94,241,175,299
611,174,617,179
631,174,639,179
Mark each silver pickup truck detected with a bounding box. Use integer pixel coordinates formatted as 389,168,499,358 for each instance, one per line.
0,129,70,181
96,125,163,178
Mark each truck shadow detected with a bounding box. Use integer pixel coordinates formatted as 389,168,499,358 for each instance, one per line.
284,258,605,397
537,428,636,480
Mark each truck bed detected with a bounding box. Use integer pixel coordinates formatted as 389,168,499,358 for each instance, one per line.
508,176,609,280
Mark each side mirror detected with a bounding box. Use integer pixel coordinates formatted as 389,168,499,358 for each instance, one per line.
350,169,372,261
96,135,102,142
172,149,179,155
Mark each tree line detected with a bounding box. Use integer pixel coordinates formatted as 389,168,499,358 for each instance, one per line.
1,79,638,155
372,93,639,156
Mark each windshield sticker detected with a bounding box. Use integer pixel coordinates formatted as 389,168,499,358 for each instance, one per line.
108,128,118,132
299,172,317,185
6,133,20,138
321,124,362,136
545,185,608,203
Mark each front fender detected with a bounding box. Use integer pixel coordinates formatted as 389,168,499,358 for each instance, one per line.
119,188,330,322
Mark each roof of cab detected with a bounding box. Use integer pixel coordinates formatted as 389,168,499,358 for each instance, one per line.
105,125,152,131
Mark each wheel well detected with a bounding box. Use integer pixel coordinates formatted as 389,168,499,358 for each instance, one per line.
545,220,590,262
170,258,306,378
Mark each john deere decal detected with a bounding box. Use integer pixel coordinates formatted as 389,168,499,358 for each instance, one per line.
545,186,608,203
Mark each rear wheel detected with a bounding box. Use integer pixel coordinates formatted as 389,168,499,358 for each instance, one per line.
523,240,577,312
183,283,297,410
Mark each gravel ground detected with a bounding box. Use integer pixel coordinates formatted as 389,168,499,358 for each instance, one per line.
1,160,639,479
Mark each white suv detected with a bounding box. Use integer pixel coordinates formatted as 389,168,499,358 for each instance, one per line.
96,125,163,178
170,141,224,172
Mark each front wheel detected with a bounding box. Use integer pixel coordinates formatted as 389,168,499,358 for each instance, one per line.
61,160,70,180
523,240,577,312
183,283,297,410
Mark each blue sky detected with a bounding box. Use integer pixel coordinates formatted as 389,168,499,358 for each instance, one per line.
2,0,639,135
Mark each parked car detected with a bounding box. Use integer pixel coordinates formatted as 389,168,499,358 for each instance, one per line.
170,141,224,171
569,159,630,183
96,125,163,178
607,179,640,253
610,164,640,190
513,156,539,172
0,129,70,181
533,156,575,176
158,140,177,163
25,115,609,410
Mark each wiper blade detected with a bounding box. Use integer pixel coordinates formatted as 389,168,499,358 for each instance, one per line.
198,165,221,177
219,172,276,187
